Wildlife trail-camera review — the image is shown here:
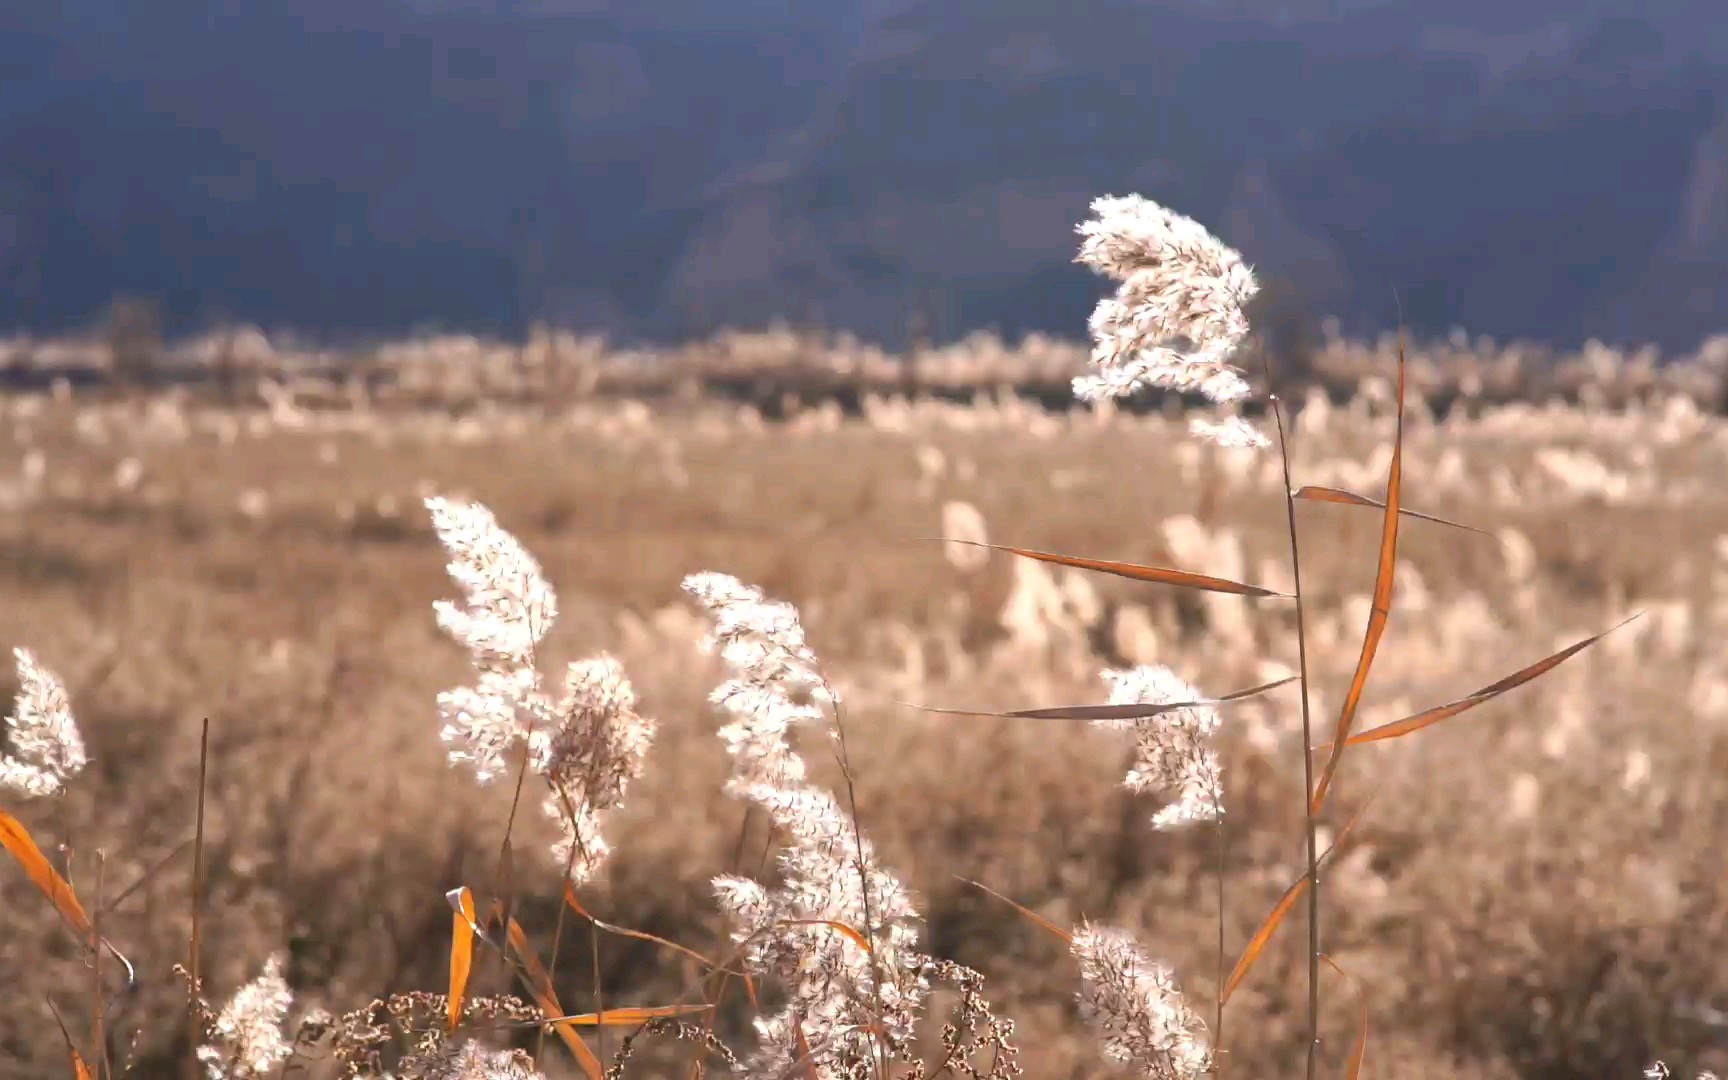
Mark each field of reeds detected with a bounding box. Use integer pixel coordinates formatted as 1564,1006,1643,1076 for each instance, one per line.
5,315,1728,419
3,366,1726,1078
5,197,1728,1080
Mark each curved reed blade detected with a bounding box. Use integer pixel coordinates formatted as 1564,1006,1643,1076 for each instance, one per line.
563,881,731,972
1312,341,1406,814
1292,485,1484,535
902,675,1297,723
779,918,874,956
925,539,1290,597
0,809,93,942
1342,614,1640,747
493,838,517,939
445,886,478,1031
1222,876,1307,1006
546,1005,714,1027
957,877,1072,943
48,999,91,1080
1224,793,1377,1005
791,1020,821,1080
1318,954,1369,1080
502,917,605,1080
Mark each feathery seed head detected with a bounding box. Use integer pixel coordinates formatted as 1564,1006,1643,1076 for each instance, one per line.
1,648,87,798
426,496,655,884
1189,415,1272,450
196,954,294,1080
1096,665,1224,830
1074,194,1265,444
1071,923,1211,1080
688,572,930,1075
426,496,558,670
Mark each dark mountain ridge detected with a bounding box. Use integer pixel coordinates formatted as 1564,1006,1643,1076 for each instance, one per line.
1,2,1724,349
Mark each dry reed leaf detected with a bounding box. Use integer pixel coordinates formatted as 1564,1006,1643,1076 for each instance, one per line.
0,809,93,942
1223,795,1377,1005
957,877,1072,943
1340,615,1640,747
547,1005,713,1026
1319,953,1368,1080
1312,341,1406,814
563,882,729,972
792,1019,821,1080
502,916,605,1080
49,1000,91,1080
1221,876,1307,1006
1292,485,1483,534
926,539,1289,597
905,675,1296,723
493,837,518,938
445,886,478,1031
780,918,875,956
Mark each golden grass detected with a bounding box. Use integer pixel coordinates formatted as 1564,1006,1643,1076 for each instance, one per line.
1,380,1726,1077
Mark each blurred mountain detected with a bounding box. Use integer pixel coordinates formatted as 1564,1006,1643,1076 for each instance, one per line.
1,1,1724,349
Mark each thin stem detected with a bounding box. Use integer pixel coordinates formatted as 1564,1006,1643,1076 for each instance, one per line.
92,850,109,1080
1268,392,1323,1080
690,808,762,1080
589,919,607,1066
542,783,582,1064
827,688,891,1080
187,718,210,1080
1211,813,1227,1077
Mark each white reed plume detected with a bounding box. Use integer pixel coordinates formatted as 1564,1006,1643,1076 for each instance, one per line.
427,496,655,884
1071,923,1211,1080
1188,415,1271,451
1092,665,1224,830
426,496,557,672
686,572,929,1077
538,655,656,885
196,954,294,1080
1,648,87,798
683,571,831,793
1074,194,1264,445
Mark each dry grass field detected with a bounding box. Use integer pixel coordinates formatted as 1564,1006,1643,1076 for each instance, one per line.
3,358,1728,1078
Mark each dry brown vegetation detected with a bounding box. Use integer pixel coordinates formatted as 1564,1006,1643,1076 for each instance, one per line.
6,322,1728,418
2,351,1727,1078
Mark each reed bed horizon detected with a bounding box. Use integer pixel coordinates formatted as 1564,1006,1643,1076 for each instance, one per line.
3,197,1725,1080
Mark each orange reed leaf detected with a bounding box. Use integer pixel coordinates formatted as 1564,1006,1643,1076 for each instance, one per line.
1341,615,1639,747
1222,875,1307,1006
779,918,874,955
502,917,604,1080
926,540,1289,597
1318,954,1369,1080
1292,485,1483,535
563,882,730,972
49,1000,91,1080
792,1019,821,1080
445,886,478,1031
903,676,1297,723
0,808,93,942
493,837,518,937
1224,792,1378,1005
957,877,1072,943
1312,341,1406,814
549,1005,714,1027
